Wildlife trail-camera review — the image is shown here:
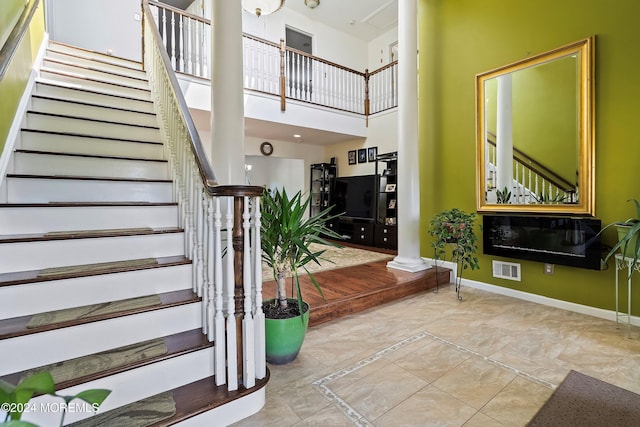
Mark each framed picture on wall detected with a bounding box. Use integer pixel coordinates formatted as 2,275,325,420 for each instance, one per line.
368,146,378,162
358,149,367,163
348,150,356,165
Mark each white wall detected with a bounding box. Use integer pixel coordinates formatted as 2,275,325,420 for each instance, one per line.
242,10,367,71
245,156,304,196
46,0,142,61
245,136,325,196
367,27,399,70
324,109,398,177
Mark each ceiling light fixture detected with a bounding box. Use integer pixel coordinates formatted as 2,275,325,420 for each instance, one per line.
242,0,285,17
304,0,320,9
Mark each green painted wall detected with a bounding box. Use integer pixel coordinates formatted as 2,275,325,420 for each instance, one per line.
0,0,25,48
419,0,640,312
0,0,45,154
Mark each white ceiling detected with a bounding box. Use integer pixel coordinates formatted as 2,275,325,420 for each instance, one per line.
161,0,398,42
283,0,398,42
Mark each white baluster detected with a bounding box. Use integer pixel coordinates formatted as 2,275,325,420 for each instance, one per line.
170,11,176,69
252,195,266,379
242,196,255,388
213,197,226,383
196,183,205,298
225,197,238,391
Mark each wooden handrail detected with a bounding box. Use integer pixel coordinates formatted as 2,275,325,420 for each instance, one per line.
143,0,218,193
148,0,210,25
0,0,41,81
369,60,398,76
486,132,575,191
283,45,366,77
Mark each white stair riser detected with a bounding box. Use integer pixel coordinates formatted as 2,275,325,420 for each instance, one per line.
34,82,155,113
0,264,192,319
0,303,201,376
0,232,184,274
47,44,143,70
42,58,149,89
7,177,173,203
20,131,164,159
14,152,169,180
26,348,214,426
25,114,161,143
0,205,178,234
42,59,150,90
45,50,147,79
30,97,159,127
38,71,151,101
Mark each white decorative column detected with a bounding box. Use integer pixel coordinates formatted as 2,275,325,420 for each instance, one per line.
495,74,513,197
387,0,428,273
210,0,245,185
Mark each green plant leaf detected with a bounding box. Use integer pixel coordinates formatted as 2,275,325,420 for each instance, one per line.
2,420,40,427
62,389,111,408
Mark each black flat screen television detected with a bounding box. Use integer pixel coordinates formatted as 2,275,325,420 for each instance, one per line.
333,175,376,220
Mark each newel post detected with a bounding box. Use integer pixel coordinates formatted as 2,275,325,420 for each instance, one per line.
279,38,287,111
364,68,370,126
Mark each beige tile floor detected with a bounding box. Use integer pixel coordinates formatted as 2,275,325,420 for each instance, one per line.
233,284,640,426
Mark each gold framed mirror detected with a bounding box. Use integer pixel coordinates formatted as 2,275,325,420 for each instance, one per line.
476,37,594,215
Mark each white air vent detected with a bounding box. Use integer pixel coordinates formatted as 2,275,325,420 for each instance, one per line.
492,260,521,281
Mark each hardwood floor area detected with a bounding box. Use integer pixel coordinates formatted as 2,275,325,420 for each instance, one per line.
262,248,451,327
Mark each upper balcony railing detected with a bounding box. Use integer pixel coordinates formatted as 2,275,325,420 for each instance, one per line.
147,0,397,117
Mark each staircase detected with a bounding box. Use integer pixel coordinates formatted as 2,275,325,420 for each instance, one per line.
0,42,266,426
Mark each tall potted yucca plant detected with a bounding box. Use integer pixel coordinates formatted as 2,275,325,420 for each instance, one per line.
260,188,342,364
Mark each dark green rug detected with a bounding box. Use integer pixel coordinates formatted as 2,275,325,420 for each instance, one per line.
27,295,162,328
22,338,168,386
69,391,176,426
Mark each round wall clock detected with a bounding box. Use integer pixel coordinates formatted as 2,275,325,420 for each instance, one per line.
260,141,274,156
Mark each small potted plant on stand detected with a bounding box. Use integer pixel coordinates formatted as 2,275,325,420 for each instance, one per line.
429,208,480,301
260,188,342,364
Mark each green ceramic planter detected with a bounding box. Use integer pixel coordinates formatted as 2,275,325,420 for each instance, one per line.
617,224,640,258
264,299,310,365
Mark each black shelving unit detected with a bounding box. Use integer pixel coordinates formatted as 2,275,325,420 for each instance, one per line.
309,162,337,219
375,152,398,249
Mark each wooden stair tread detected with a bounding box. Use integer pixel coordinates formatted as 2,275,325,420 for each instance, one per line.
43,57,149,82
26,110,160,130
0,227,183,243
6,174,172,183
15,149,168,163
0,202,178,207
34,81,154,104
0,329,210,392
153,374,270,426
20,128,163,145
0,289,199,340
32,94,157,116
0,255,190,287
47,41,143,70
39,67,151,93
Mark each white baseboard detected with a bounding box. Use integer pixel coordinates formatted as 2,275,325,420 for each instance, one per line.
421,257,640,327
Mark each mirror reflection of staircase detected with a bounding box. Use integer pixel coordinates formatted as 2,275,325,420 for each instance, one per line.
0,41,266,425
